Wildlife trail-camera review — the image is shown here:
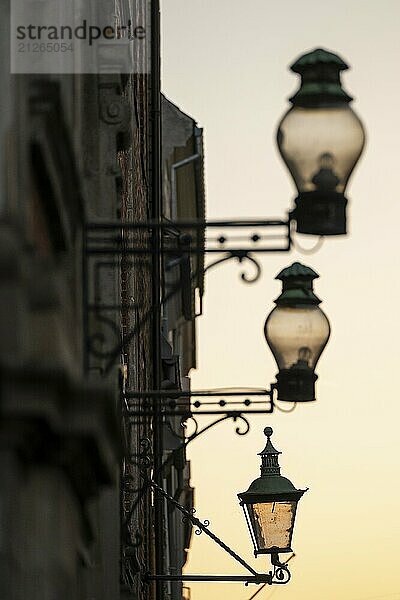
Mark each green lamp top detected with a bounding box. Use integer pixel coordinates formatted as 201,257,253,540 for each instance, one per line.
291,48,348,73
238,428,307,502
276,262,319,281
289,47,353,107
274,262,321,306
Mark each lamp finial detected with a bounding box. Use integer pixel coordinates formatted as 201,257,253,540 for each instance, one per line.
259,427,281,476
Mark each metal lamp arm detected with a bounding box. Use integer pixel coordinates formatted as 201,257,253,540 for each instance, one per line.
146,476,258,577
143,476,292,586
144,574,272,584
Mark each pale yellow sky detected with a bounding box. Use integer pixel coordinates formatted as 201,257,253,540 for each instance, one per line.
161,2,400,599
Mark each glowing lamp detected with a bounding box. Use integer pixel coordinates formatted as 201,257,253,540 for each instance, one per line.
277,48,365,235
265,262,330,402
238,427,307,557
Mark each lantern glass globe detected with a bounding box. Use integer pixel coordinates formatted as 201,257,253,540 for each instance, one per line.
277,48,366,235
277,105,365,197
265,304,331,372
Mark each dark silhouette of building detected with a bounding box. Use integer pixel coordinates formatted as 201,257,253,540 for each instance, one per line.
0,1,205,599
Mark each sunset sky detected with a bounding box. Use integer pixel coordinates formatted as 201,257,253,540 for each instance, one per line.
161,2,400,599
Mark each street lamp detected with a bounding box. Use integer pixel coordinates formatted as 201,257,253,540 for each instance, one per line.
264,262,330,402
277,47,365,235
143,427,306,585
238,427,307,561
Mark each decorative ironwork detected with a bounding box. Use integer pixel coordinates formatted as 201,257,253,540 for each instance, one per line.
203,251,262,284
121,437,153,538
182,413,251,445
121,410,253,539
271,554,292,585
156,413,252,477
85,217,292,255
87,312,121,360
123,425,295,587
146,477,259,577
125,412,253,496
245,554,295,598
272,563,291,584
84,217,297,587
142,476,293,586
123,411,251,538
124,387,275,417
83,216,293,372
84,254,265,372
144,574,272,584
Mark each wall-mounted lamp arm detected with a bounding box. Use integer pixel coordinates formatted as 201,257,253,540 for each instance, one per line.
144,574,272,585
124,387,275,416
147,477,258,576
143,476,291,586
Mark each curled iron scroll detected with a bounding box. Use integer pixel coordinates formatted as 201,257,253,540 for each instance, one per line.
272,565,291,585
195,519,210,536
237,254,262,283
87,313,120,359
181,413,252,448
180,415,199,440
180,505,211,536
181,507,196,525
232,413,250,436
204,251,262,285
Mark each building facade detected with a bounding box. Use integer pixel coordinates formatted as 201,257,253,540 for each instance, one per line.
0,1,205,599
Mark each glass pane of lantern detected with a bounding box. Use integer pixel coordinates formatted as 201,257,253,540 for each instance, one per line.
265,305,330,371
249,501,297,552
277,106,365,195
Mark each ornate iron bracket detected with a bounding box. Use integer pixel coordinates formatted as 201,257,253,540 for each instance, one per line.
83,216,293,372
85,216,292,255
123,433,292,587
142,476,291,586
85,251,268,373
160,412,251,477
124,386,275,416
121,409,253,540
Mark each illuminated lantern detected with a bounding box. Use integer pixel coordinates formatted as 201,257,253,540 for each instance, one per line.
265,262,330,402
277,48,365,235
238,427,307,557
